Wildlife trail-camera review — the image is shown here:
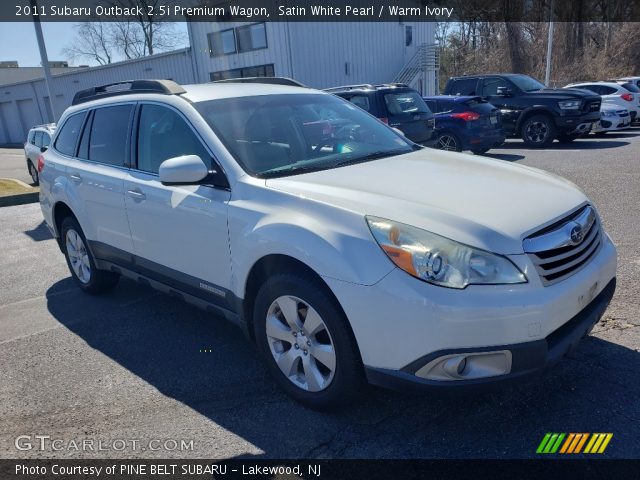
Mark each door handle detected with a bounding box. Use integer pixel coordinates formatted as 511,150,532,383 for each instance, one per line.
69,173,82,183
126,189,146,200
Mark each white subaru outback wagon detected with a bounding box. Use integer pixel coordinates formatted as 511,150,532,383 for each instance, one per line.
40,79,617,410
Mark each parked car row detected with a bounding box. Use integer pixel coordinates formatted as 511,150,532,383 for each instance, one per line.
24,123,55,185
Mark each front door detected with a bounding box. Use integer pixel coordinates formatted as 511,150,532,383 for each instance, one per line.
123,103,233,309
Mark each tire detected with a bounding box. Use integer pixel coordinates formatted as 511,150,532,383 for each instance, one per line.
434,132,462,152
556,133,581,143
28,161,39,186
60,216,119,294
520,114,556,147
471,147,490,155
253,273,366,410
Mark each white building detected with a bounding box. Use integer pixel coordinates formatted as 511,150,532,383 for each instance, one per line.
0,22,437,145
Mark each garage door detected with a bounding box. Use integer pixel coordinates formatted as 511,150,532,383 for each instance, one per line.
17,98,41,143
0,101,22,145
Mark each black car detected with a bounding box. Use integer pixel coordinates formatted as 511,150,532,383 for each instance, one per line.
325,84,435,145
444,74,601,147
423,95,505,154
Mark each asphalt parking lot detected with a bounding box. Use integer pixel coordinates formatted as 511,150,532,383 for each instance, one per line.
1,130,639,459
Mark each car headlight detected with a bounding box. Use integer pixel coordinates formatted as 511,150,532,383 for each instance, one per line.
601,110,615,117
366,216,527,289
558,100,581,110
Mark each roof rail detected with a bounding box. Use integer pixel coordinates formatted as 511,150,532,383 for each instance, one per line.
378,83,410,88
323,84,374,92
212,77,306,87
71,79,186,106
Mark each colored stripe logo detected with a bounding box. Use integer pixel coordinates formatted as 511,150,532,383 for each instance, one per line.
537,433,613,454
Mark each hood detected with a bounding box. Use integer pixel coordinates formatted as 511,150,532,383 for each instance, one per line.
266,150,588,254
529,87,600,101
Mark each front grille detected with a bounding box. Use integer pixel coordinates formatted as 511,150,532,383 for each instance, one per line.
523,206,602,286
585,100,601,112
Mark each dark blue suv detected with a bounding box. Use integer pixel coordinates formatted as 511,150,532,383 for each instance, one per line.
423,96,506,154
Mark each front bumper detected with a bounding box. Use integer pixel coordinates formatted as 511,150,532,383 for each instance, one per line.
555,112,600,131
323,232,617,389
365,277,615,393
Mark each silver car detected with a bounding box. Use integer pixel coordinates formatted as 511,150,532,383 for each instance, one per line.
24,123,56,185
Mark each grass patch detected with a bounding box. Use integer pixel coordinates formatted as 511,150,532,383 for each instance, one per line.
0,178,38,197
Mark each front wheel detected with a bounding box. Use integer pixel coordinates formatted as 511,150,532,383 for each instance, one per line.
253,273,366,410
61,217,119,294
521,114,556,147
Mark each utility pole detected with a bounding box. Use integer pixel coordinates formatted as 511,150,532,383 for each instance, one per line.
31,0,56,122
544,0,555,87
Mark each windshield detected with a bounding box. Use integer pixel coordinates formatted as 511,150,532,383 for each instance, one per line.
510,75,546,92
194,93,414,178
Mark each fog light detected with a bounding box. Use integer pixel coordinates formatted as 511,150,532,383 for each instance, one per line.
415,350,512,381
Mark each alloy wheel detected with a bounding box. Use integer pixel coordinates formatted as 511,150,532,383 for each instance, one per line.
65,229,91,284
525,121,549,143
265,295,336,392
436,134,458,151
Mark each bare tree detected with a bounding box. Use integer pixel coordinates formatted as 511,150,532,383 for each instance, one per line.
62,22,115,65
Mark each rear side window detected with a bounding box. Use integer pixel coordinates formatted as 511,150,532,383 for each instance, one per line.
42,133,51,147
447,78,478,96
136,104,211,174
578,85,601,94
620,82,640,93
88,105,133,166
27,130,36,145
34,131,43,148
600,86,618,95
346,95,371,112
54,112,86,157
384,91,431,115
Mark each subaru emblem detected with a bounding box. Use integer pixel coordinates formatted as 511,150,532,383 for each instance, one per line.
570,223,584,245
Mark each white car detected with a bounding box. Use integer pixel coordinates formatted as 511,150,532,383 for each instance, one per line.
39,79,617,410
591,105,631,133
24,123,56,185
565,81,640,124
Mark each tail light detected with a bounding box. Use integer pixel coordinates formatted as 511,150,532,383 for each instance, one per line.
621,93,633,101
379,117,389,124
37,154,45,173
451,111,481,121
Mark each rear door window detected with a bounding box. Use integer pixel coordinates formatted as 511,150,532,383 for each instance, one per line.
88,105,133,166
54,112,86,157
447,78,478,96
42,133,51,148
34,131,43,148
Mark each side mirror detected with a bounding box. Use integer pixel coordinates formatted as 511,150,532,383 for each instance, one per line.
40,146,48,153
159,155,209,185
496,86,512,97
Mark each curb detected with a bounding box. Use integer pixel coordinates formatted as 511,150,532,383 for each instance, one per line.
0,191,40,207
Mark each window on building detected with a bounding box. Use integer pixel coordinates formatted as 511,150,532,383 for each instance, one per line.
208,28,236,56
237,23,267,52
405,26,413,46
136,104,212,174
210,64,275,82
88,105,133,166
54,112,85,157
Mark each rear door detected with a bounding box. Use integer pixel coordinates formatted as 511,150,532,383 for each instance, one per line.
69,103,135,254
123,103,233,307
382,89,434,143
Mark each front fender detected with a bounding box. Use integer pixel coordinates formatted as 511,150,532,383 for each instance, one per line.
228,184,394,298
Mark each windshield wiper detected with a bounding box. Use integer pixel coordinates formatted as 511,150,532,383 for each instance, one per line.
332,149,410,168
